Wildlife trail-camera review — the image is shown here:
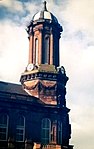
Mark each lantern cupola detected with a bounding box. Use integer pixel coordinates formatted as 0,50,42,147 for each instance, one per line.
26,1,62,67
20,1,68,106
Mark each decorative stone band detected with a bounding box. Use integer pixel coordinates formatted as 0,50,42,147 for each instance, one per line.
23,80,57,91
23,79,57,105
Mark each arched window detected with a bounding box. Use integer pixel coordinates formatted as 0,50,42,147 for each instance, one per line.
35,38,38,64
41,118,51,144
0,114,9,140
16,115,25,142
43,36,50,64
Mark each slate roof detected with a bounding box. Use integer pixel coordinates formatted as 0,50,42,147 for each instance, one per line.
0,81,69,113
0,81,44,105
0,81,28,95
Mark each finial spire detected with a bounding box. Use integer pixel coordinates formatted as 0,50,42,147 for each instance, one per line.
43,1,47,11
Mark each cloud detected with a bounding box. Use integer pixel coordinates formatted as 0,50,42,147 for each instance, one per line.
0,20,28,83
0,0,31,22
0,0,23,12
70,103,94,148
63,0,94,33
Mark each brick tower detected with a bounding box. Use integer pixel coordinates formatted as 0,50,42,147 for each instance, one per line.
20,1,73,149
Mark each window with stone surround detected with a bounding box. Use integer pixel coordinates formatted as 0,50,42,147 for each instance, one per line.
0,114,8,141
16,115,25,142
41,118,51,144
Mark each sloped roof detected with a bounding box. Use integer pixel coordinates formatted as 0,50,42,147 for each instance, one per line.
0,81,69,112
0,81,44,105
0,81,28,95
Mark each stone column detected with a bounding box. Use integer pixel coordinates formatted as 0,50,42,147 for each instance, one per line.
50,33,53,65
38,30,42,64
29,35,33,64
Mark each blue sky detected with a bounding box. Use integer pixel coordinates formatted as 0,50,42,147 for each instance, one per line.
0,0,94,149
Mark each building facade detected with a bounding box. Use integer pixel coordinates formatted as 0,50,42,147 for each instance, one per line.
0,1,73,149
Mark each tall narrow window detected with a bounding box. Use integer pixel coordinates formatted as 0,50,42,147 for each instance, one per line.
41,118,51,144
35,38,38,64
0,114,8,141
43,36,50,64
58,121,62,144
16,115,25,142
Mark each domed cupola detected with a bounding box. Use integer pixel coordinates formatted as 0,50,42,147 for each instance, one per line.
32,1,58,24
